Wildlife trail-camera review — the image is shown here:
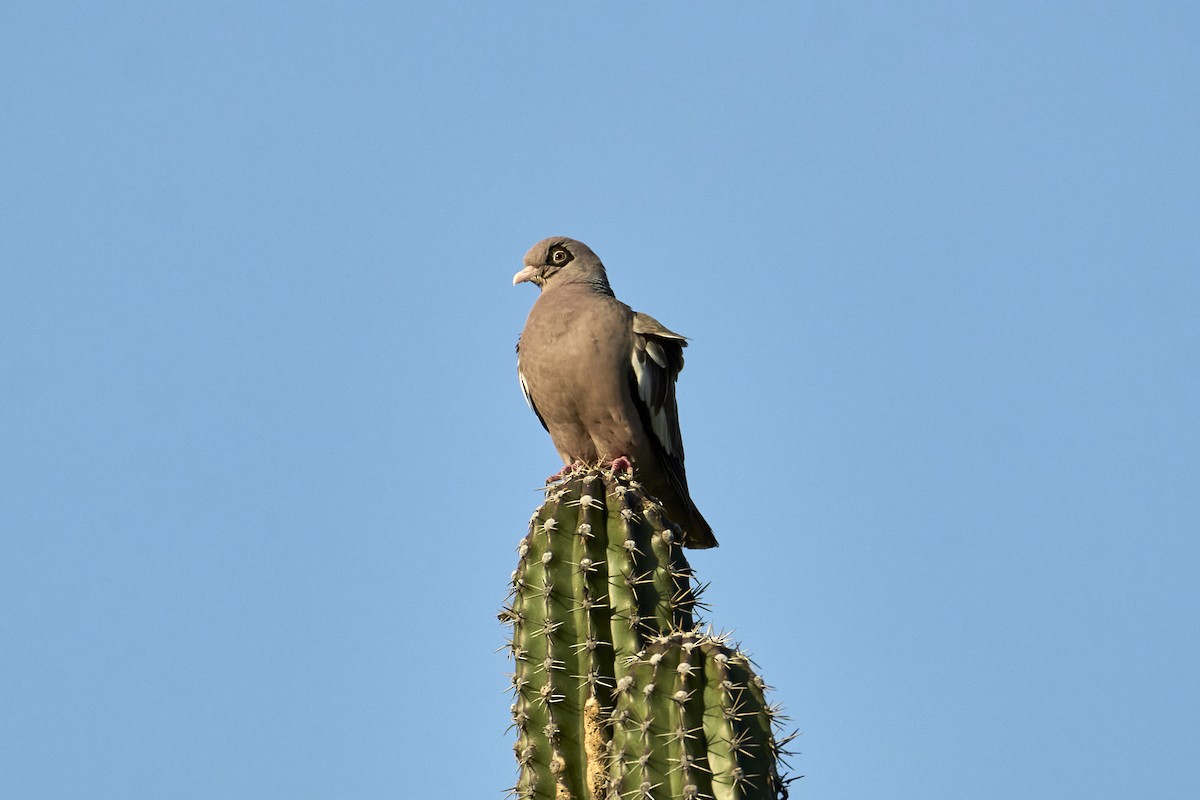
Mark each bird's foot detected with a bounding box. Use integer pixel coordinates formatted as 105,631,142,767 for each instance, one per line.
608,456,634,476
545,461,584,484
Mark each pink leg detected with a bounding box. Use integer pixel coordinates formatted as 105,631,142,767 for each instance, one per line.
609,456,633,475
546,461,583,483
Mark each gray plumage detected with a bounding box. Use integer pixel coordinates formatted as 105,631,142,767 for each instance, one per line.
513,236,717,549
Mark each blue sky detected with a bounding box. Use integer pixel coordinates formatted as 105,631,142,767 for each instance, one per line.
2,3,1197,798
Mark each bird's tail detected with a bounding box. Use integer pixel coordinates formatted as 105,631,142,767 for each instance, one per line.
681,504,719,549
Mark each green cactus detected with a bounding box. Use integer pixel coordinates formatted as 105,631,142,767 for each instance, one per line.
609,631,790,800
502,468,794,800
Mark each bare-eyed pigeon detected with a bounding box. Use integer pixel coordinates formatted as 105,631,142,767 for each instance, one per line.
513,236,717,549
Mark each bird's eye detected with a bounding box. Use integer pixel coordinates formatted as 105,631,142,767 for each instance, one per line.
550,247,571,265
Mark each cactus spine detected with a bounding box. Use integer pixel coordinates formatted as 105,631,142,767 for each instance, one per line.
502,469,793,800
610,632,788,800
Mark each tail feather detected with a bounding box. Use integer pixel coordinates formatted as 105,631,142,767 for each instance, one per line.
681,503,718,549
658,490,718,549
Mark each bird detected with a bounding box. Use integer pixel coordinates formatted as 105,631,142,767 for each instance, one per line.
513,236,717,549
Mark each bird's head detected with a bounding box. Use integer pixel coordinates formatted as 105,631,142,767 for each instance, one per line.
512,237,611,293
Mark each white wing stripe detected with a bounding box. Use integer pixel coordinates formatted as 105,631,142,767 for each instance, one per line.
645,340,669,368
518,369,535,411
631,347,676,456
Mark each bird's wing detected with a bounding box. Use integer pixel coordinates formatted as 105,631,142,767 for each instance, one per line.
630,311,689,481
516,338,549,432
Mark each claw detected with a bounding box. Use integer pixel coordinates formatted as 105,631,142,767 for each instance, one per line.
546,461,584,484
609,456,633,475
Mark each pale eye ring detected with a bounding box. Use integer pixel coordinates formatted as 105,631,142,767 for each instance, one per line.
551,248,569,264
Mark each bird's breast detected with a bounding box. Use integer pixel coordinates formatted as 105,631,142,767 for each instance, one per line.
521,292,633,412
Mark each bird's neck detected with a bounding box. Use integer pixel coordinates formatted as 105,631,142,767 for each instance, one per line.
548,272,615,298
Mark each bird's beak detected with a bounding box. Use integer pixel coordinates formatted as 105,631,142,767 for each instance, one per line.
512,264,540,286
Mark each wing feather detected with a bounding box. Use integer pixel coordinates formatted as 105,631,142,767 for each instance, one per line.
630,312,688,463
516,338,549,432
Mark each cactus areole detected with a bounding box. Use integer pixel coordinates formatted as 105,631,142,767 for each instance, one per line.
501,468,795,799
